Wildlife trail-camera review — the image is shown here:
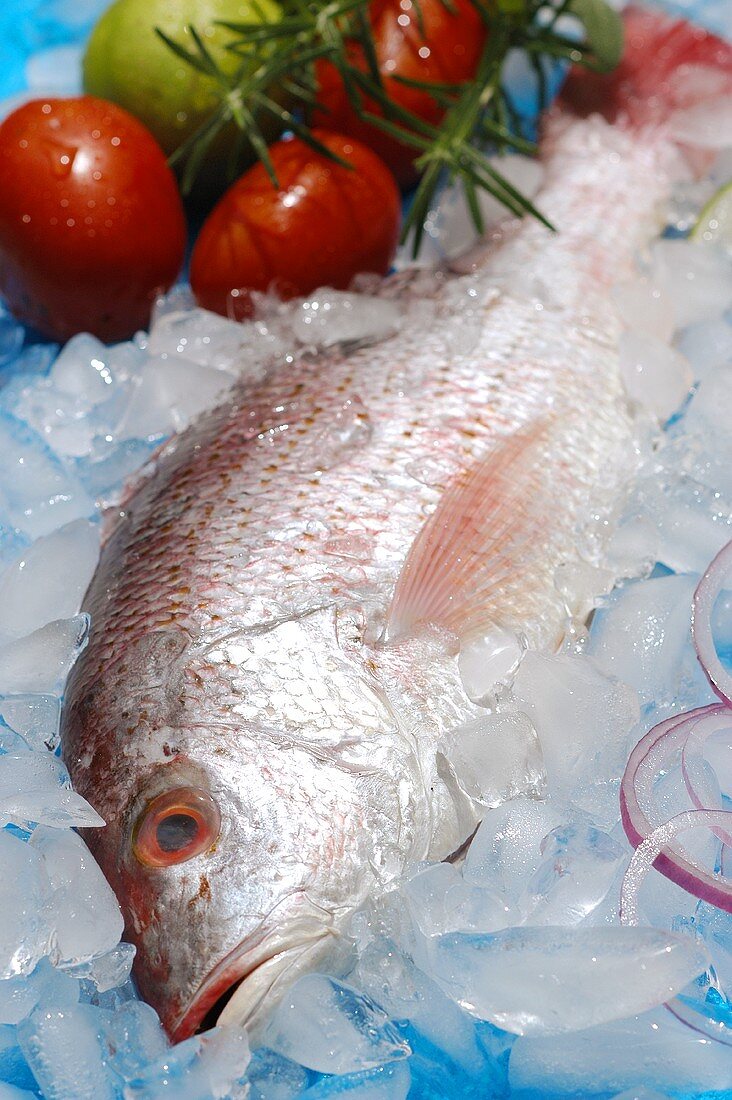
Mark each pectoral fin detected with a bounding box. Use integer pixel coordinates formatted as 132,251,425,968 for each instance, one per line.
388,421,555,642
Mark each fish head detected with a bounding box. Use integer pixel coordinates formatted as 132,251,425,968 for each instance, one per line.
106,733,347,1042
64,613,420,1040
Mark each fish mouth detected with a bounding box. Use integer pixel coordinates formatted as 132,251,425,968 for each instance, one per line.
170,929,333,1043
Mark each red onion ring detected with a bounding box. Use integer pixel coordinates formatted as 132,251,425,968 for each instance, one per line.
620,808,732,924
692,540,732,707
620,703,726,846
681,709,732,848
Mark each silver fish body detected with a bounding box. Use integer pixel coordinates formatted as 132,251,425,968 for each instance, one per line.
62,74,680,1038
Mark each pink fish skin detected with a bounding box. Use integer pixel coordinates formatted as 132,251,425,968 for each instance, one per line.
61,8,732,1041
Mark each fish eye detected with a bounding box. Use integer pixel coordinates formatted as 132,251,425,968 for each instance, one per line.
133,787,220,868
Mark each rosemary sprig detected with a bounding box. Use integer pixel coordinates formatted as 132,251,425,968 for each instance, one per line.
159,0,623,252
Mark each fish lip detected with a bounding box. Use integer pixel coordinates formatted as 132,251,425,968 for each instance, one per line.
170,936,275,1042
170,925,335,1042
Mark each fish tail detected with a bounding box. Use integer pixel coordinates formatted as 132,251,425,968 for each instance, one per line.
561,5,732,128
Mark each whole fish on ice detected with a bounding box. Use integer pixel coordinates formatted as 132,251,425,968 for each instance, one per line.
61,8,732,1041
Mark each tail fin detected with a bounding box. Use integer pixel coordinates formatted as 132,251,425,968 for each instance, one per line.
561,5,732,126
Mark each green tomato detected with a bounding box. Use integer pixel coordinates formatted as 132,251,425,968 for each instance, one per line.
83,0,282,203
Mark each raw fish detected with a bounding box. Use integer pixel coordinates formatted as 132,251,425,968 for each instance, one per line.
61,7,732,1042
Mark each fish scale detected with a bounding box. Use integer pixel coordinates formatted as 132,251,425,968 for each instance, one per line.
61,6,732,1041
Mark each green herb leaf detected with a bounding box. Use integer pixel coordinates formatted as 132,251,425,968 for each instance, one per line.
568,0,624,72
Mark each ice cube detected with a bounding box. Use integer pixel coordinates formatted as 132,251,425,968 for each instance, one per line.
508,1006,732,1096
115,356,232,441
0,696,61,753
462,796,569,898
0,752,103,829
403,862,514,941
299,1062,411,1099
683,363,732,442
587,575,698,706
439,712,545,808
0,831,53,978
355,937,486,1077
8,382,99,461
427,926,708,1034
673,367,732,498
66,942,135,992
0,727,30,755
30,827,122,967
149,307,261,375
24,45,82,95
0,521,99,641
0,616,89,696
0,958,78,1026
73,437,157,506
265,974,410,1075
0,416,94,539
123,1025,250,1100
624,471,732,575
618,331,693,421
18,1002,117,1100
604,517,658,581
246,1047,310,1100
650,239,732,329
675,317,732,381
696,901,732,997
518,824,626,926
457,627,523,703
669,93,732,150
612,278,675,343
101,1000,169,1085
512,652,640,822
293,291,401,349
4,343,56,381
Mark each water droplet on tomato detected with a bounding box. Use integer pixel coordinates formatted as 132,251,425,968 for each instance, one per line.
42,139,78,179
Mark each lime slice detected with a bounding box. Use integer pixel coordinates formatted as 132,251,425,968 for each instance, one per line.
691,179,732,250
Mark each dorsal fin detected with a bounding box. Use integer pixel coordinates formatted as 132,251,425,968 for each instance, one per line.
387,421,554,641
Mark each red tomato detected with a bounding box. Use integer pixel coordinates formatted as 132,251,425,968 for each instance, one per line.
190,131,401,319
0,96,186,343
313,0,487,187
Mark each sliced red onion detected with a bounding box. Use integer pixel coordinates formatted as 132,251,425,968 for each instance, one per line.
692,540,732,707
681,709,732,849
620,809,732,925
620,704,725,849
